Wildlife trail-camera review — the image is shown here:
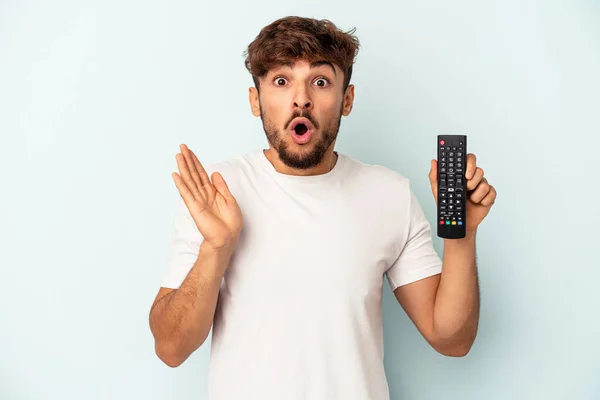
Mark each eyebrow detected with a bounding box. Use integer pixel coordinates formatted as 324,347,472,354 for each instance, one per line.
278,60,337,76
309,60,337,76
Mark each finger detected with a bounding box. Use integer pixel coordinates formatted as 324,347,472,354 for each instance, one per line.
173,172,223,242
212,172,235,201
465,153,477,180
468,178,490,203
480,185,497,206
466,167,484,191
188,148,211,187
428,159,438,202
180,144,203,192
176,153,202,199
172,172,206,212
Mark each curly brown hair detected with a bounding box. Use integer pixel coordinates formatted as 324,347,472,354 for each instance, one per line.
243,16,360,93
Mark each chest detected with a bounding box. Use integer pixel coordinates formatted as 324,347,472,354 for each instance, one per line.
225,202,400,301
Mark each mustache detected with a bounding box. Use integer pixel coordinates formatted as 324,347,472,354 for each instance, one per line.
285,111,319,130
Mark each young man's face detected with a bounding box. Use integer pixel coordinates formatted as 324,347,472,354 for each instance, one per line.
249,59,355,170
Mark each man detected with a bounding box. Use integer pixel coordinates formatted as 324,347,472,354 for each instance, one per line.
149,16,497,400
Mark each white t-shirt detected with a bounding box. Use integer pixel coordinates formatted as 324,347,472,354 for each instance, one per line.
161,149,442,400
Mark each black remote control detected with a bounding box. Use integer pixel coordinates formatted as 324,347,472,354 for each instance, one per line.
437,135,467,239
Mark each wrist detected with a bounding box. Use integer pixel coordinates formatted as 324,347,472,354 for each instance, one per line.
197,242,235,282
444,229,476,248
200,240,236,261
464,229,477,241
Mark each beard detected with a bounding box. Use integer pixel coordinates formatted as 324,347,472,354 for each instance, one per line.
259,102,343,170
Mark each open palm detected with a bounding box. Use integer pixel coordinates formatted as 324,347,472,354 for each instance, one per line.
172,144,243,252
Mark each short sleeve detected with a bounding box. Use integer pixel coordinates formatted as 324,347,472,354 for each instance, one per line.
160,196,204,289
386,186,442,291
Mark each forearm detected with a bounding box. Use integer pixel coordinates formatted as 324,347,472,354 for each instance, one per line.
432,230,480,354
150,243,232,366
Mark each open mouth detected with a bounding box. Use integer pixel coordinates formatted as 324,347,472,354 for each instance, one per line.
290,117,313,133
294,123,308,135
289,118,313,144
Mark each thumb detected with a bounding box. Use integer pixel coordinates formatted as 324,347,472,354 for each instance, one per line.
428,159,438,203
211,172,234,200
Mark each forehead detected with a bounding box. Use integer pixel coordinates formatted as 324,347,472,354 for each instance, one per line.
268,59,339,76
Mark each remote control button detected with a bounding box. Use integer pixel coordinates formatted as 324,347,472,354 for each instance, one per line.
458,221,463,225
452,221,457,225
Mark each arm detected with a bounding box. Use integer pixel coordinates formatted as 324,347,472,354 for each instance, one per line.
394,231,479,357
149,243,232,367
393,153,495,357
150,143,243,368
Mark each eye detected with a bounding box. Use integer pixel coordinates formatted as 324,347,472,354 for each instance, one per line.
274,77,288,86
314,77,330,87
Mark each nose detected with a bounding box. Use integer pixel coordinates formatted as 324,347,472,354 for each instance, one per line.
293,85,312,110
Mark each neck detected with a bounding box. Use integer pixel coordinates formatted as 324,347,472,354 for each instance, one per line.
263,148,338,177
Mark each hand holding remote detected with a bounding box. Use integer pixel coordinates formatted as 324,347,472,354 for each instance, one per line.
429,135,497,238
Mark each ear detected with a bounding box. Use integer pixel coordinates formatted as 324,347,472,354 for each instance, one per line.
249,87,261,117
342,84,355,116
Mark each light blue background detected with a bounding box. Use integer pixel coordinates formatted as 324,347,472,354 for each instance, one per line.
1,1,599,399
